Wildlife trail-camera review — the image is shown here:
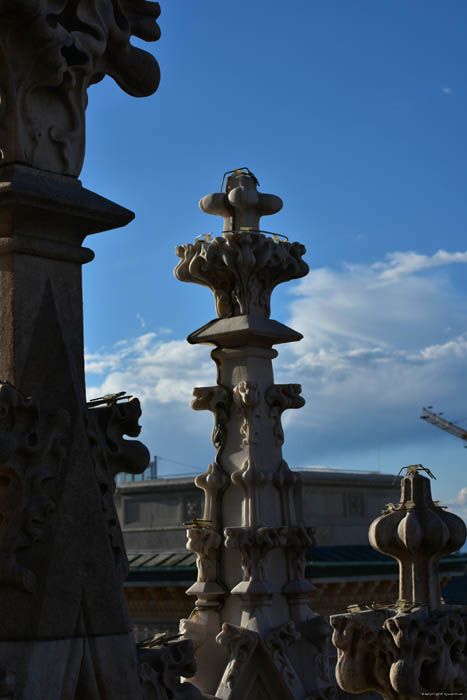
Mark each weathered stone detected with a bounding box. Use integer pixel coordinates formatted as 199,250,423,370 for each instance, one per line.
0,0,161,176
0,5,203,694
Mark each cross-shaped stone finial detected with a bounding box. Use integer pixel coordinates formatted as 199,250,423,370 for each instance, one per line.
199,168,283,233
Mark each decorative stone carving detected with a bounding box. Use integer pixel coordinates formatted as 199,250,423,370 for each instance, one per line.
184,497,203,522
138,638,203,700
216,623,258,690
330,465,467,699
266,384,304,446
225,526,287,584
186,525,221,583
195,461,227,525
369,465,466,610
273,459,301,525
176,170,323,697
231,458,268,528
0,0,161,177
175,232,308,319
265,622,301,688
285,525,316,582
0,381,69,593
233,381,260,447
200,169,283,233
192,385,231,458
86,396,150,582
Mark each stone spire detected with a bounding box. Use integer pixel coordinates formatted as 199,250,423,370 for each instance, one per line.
330,465,467,699
175,170,335,699
0,3,202,698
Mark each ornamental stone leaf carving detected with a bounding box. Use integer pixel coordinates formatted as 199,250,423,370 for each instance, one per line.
331,606,467,699
175,232,308,319
0,0,161,176
0,381,69,593
225,526,287,582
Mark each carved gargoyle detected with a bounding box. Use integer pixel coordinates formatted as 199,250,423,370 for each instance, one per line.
0,0,161,176
86,396,150,581
138,638,203,700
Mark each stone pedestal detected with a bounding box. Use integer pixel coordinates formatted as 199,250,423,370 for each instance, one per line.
175,170,335,700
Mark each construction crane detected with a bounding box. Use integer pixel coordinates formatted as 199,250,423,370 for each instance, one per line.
420,406,467,446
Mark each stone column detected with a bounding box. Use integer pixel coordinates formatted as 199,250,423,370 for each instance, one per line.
330,465,467,699
175,169,335,700
0,4,200,699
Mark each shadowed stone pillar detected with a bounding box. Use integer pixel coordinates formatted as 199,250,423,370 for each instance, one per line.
175,169,336,700
330,465,467,699
0,4,201,699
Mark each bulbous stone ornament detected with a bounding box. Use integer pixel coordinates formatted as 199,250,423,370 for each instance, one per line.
0,0,161,176
330,465,467,700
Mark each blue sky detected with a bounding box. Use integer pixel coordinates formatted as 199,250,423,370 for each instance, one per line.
82,1,467,518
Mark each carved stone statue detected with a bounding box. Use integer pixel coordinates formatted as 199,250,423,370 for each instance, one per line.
0,0,161,176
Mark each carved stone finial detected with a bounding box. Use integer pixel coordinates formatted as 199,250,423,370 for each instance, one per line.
199,169,283,233
0,0,161,177
369,465,466,609
330,465,467,699
175,170,308,321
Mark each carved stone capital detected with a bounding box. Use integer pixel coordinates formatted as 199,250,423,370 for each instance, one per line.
225,526,287,584
0,381,69,593
0,0,161,176
266,384,304,446
192,385,231,457
331,605,467,699
175,233,308,319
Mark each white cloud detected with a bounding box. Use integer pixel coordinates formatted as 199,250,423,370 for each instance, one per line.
86,335,212,405
372,250,467,283
85,248,467,485
441,86,453,95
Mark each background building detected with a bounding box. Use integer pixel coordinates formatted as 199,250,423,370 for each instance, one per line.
115,462,467,640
